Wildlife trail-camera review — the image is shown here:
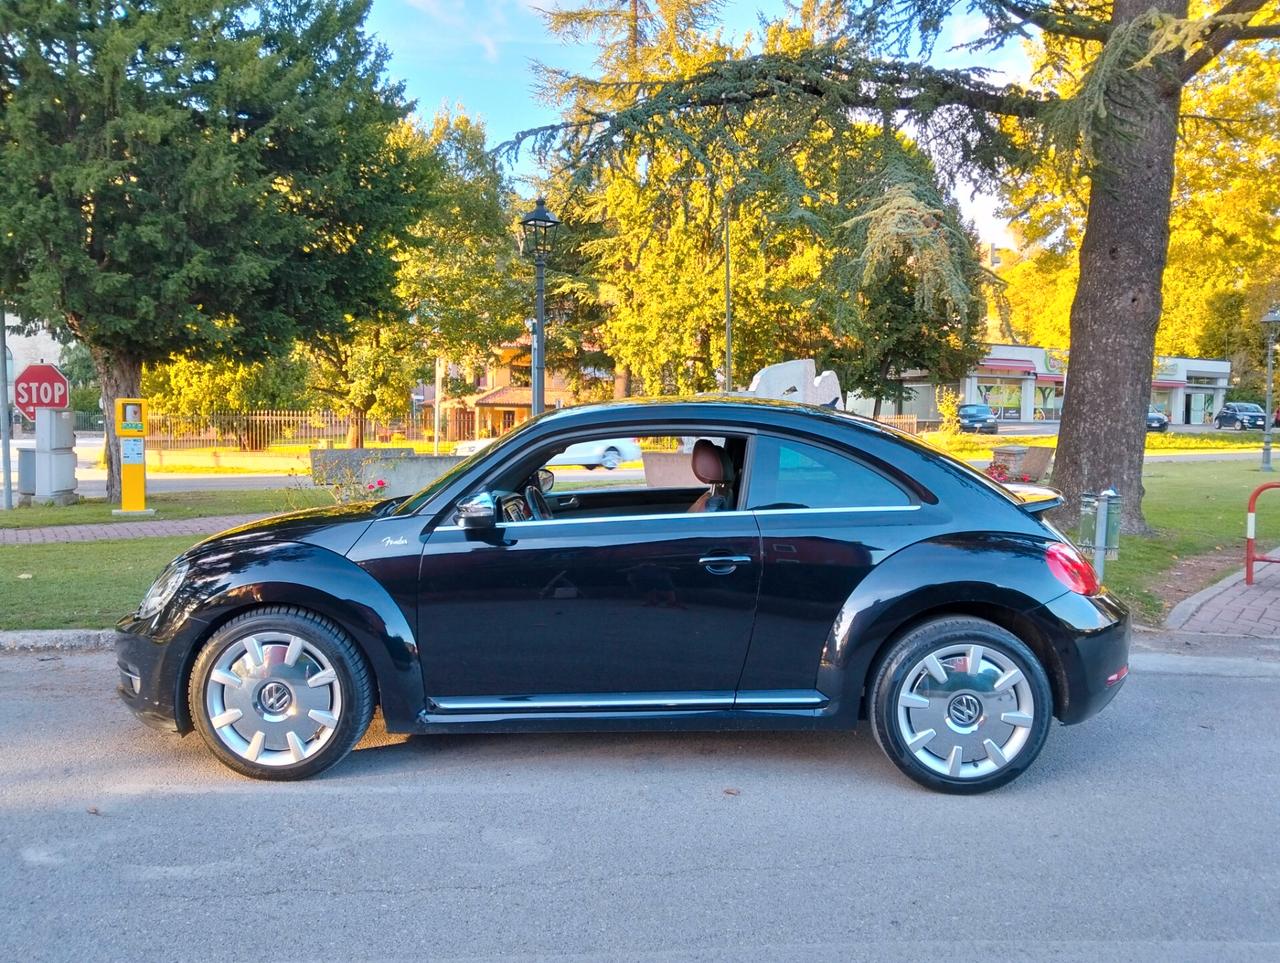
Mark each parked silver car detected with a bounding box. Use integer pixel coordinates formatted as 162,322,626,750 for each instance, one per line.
546,437,642,470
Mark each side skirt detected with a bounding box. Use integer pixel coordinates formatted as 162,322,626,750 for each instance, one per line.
398,689,846,735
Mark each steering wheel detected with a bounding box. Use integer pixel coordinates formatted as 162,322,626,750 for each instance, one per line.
524,485,554,521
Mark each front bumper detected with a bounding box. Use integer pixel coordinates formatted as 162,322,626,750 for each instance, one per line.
1029,589,1130,725
115,611,210,733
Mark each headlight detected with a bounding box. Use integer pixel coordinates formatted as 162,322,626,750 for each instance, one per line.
138,560,189,619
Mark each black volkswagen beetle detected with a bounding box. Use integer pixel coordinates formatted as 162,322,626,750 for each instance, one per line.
116,398,1129,794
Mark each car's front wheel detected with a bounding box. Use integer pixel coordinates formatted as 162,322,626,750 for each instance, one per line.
870,617,1052,794
189,607,375,780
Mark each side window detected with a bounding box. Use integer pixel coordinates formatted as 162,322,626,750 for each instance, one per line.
746,435,911,510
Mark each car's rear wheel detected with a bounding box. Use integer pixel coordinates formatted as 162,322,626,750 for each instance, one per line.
189,607,374,780
601,446,621,470
870,617,1052,794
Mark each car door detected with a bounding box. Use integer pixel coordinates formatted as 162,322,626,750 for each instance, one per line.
416,452,761,709
735,433,931,699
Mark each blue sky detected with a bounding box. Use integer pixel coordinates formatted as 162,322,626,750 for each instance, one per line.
364,0,1025,242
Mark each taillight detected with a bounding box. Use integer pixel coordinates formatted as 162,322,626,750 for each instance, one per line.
1045,542,1101,596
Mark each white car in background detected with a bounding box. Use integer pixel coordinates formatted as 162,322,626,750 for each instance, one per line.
452,436,641,470
547,437,642,470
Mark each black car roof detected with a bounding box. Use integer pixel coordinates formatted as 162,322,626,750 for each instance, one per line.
527,394,906,440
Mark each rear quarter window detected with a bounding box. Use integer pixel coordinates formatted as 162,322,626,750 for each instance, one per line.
747,435,912,510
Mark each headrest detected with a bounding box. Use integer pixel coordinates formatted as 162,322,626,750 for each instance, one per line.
691,439,732,485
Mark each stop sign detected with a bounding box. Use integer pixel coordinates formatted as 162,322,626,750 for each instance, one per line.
13,363,71,421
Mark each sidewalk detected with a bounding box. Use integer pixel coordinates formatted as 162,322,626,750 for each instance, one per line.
0,514,266,545
1166,560,1280,638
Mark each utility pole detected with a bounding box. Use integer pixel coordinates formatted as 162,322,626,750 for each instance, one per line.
723,193,732,391
0,305,12,510
1263,306,1280,472
532,252,546,415
433,357,444,456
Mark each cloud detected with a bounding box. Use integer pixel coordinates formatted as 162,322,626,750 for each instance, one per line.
400,0,552,62
475,32,500,62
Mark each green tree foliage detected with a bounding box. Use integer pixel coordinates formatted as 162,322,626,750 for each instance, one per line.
997,37,1280,360
142,354,311,414
396,110,527,363
0,0,429,499
517,0,1280,531
533,1,988,402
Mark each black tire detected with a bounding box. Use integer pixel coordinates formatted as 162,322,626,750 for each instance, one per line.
601,447,621,470
869,616,1053,794
189,606,375,781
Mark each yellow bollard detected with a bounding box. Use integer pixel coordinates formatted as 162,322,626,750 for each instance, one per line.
112,398,153,515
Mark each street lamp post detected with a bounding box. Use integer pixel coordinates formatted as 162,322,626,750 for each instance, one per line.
1262,306,1280,473
519,197,560,416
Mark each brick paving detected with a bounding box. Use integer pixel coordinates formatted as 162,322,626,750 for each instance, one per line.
0,514,267,545
1167,559,1280,638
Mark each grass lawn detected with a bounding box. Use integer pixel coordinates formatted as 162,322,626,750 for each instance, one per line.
0,487,332,529
1103,460,1280,623
0,535,197,630
924,429,1262,460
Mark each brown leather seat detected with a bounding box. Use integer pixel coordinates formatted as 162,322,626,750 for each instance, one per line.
687,439,734,513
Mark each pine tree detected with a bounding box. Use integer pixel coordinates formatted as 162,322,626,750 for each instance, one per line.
0,0,431,500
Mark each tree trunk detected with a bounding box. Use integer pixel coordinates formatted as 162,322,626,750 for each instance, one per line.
346,408,366,449
1051,0,1186,535
90,345,143,505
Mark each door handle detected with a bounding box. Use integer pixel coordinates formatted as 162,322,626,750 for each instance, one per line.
556,496,580,509
698,555,752,574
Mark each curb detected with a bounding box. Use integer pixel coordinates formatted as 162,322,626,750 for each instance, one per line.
1129,651,1280,678
1165,568,1247,630
0,629,117,652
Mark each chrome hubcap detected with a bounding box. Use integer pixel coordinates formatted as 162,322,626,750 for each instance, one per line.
602,450,620,469
896,643,1035,779
204,632,342,767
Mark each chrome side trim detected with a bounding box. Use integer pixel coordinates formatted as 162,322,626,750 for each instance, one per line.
432,504,921,532
428,692,736,713
735,689,829,708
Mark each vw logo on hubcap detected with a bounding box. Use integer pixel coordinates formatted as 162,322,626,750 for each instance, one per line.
259,681,293,714
947,693,982,727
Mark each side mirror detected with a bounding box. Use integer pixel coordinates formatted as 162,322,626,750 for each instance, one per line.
456,491,497,529
536,468,554,493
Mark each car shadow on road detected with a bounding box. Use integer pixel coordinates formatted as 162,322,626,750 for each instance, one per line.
325,714,1098,796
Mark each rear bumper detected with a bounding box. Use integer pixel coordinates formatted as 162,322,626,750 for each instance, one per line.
1029,590,1130,725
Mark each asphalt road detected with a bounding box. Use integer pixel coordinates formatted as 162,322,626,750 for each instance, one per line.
1,652,1277,961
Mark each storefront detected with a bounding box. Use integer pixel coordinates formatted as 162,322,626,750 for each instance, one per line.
848,344,1232,425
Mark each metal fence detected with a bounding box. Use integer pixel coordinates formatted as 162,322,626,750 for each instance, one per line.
145,409,439,451
138,407,918,451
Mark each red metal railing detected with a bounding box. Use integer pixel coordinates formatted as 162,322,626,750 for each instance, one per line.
1245,482,1280,585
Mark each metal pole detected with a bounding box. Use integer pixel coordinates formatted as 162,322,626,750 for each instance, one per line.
532,252,546,415
0,305,12,510
723,194,732,391
1264,327,1275,472
1093,489,1109,582
433,357,443,456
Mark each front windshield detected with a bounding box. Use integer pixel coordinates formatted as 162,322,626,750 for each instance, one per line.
959,405,991,415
